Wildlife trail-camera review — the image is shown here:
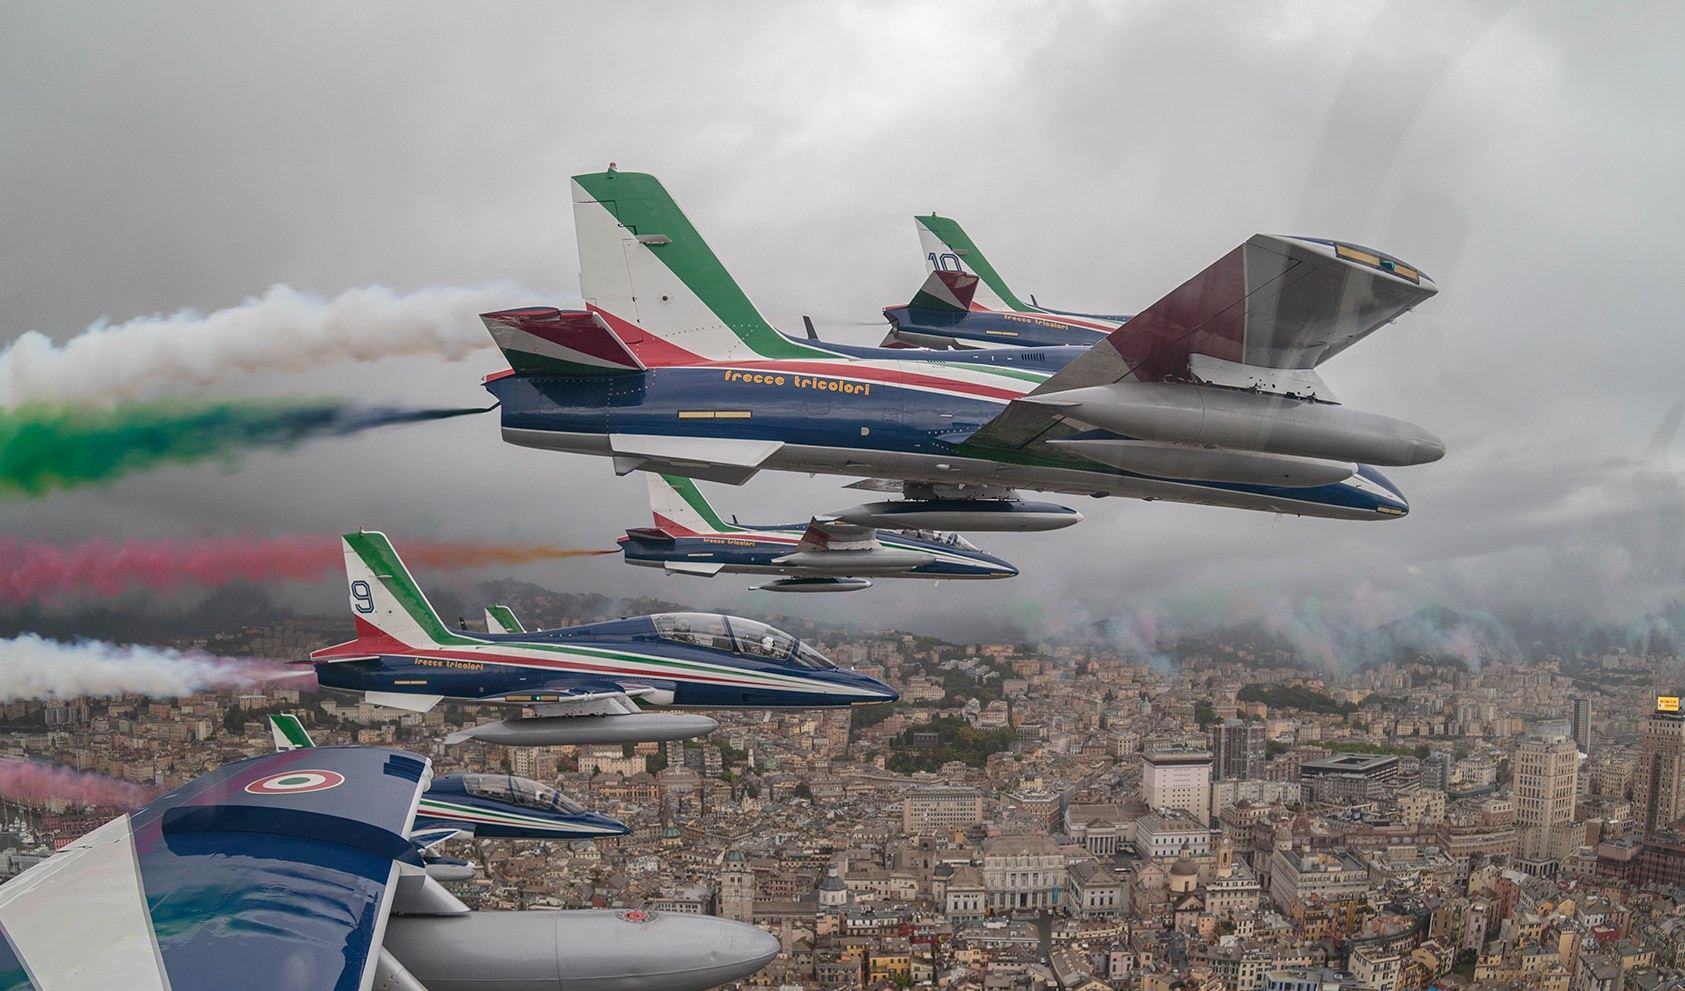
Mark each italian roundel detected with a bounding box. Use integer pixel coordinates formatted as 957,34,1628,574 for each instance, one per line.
244,769,347,794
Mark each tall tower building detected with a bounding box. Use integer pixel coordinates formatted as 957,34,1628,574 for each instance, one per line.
1571,697,1593,756
1515,734,1578,860
1634,695,1685,834
1142,744,1213,825
1213,719,1265,780
717,849,755,922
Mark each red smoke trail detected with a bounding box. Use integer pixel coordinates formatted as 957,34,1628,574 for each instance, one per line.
0,536,615,606
0,758,157,809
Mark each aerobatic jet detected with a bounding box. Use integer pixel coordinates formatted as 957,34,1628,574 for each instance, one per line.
882,214,1127,350
617,472,1022,592
0,746,778,991
270,714,627,842
306,531,898,746
479,170,1442,526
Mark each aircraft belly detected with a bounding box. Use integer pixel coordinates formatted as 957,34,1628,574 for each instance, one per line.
493,375,1397,519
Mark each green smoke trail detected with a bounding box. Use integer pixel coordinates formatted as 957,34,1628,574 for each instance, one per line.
0,398,492,497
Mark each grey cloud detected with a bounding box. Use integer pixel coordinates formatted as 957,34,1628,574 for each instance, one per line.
4,1,1683,654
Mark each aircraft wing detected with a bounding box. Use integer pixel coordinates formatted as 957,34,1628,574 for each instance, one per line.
0,747,431,991
793,518,881,553
968,234,1437,449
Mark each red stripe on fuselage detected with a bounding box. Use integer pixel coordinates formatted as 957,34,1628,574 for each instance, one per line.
592,307,707,366
589,307,1027,400
653,513,700,537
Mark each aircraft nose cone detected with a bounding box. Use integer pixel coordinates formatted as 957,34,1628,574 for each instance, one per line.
593,814,632,836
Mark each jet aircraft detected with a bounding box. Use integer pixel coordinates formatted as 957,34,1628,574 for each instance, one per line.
479,170,1443,525
306,531,898,746
883,214,1126,350
0,746,778,991
618,472,1021,592
271,714,628,842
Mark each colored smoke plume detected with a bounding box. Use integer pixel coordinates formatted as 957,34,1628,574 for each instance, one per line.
0,634,297,702
0,536,615,605
0,758,156,809
0,284,520,406
0,398,493,497
401,544,617,569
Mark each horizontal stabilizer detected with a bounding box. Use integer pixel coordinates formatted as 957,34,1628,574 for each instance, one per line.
623,526,677,543
365,691,444,713
908,270,981,313
482,307,645,376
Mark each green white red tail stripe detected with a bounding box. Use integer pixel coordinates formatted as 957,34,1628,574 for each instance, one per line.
916,215,1037,313
572,170,836,364
648,473,740,535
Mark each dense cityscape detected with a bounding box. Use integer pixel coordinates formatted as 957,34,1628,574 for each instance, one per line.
4,584,1684,991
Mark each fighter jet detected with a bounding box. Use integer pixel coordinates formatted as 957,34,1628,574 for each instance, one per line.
271,714,628,841
306,531,898,746
882,214,1127,350
0,746,779,991
479,170,1442,526
618,472,1021,592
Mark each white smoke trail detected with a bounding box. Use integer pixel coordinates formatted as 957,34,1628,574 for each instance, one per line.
0,633,298,700
0,283,530,406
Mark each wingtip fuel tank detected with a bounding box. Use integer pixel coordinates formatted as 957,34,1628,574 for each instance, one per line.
383,909,780,991
444,713,720,746
1029,383,1445,469
833,499,1083,532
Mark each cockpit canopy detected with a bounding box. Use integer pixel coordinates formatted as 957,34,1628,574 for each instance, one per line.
460,772,587,815
892,528,979,551
651,612,834,669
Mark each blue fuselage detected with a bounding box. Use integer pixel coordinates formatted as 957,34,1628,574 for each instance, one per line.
884,305,1115,349
483,341,1411,521
313,615,899,709
618,527,1018,579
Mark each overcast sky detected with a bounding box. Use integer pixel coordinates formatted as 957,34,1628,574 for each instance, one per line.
4,1,1684,657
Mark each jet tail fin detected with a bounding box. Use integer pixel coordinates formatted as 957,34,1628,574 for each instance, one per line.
916,214,1037,313
314,531,475,656
484,605,525,635
646,473,738,536
270,714,315,751
481,307,644,376
571,169,836,365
